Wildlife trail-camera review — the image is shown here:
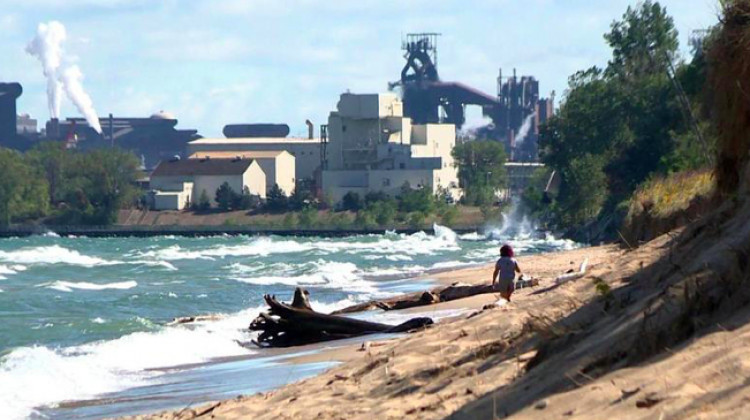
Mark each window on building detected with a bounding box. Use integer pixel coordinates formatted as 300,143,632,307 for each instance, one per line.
399,163,405,169
342,125,347,132
383,178,390,187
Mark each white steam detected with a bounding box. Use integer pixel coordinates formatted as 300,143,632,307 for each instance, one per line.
515,112,536,146
26,21,102,133
59,65,102,133
25,21,65,119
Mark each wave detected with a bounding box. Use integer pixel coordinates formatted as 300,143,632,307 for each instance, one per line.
134,237,314,261
44,280,138,292
232,260,383,294
0,245,116,267
0,305,263,420
0,264,26,280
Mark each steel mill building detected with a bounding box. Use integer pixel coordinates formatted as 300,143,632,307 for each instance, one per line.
321,92,461,203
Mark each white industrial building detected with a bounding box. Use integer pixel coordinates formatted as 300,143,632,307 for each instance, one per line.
321,93,461,203
189,150,295,196
187,137,320,183
150,157,266,210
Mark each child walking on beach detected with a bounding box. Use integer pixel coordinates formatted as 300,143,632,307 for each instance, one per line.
492,244,522,302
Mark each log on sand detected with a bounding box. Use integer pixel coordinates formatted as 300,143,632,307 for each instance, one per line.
249,288,433,348
332,283,500,315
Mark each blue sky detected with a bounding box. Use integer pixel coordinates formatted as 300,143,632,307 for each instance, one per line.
1,0,719,137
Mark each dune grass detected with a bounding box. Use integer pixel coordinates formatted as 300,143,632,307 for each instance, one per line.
628,169,715,219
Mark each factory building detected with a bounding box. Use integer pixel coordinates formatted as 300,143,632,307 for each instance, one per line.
187,136,321,183
149,157,266,210
189,150,295,196
0,82,26,149
321,93,460,203
46,112,199,170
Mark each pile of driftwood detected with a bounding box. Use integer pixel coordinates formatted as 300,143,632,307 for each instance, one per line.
249,277,543,348
249,288,434,347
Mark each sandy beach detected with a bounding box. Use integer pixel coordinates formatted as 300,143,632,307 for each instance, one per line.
116,242,623,419
117,233,750,419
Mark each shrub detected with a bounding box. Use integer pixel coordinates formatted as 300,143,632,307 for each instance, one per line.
298,206,318,227
341,191,364,212
266,184,288,213
439,205,459,226
195,190,211,211
407,211,426,228
397,183,435,214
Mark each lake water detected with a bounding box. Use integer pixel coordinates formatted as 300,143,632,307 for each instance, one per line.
0,223,577,419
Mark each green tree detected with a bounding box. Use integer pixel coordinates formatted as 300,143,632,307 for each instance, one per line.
397,183,435,214
604,0,678,80
234,186,259,210
451,140,507,206
196,190,211,211
215,182,236,211
537,1,703,229
289,179,315,210
0,148,49,225
265,184,288,213
341,191,363,212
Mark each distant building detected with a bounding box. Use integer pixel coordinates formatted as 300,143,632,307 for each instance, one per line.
189,150,296,196
46,111,199,170
187,137,321,183
321,92,460,203
0,83,25,149
149,157,266,210
16,114,37,134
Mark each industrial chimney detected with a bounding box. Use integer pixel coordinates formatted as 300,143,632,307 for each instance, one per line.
305,119,314,140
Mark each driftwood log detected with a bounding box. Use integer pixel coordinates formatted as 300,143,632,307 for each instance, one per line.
249,288,433,347
332,283,500,314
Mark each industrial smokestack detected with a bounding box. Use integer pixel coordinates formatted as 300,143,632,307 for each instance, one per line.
26,21,102,133
25,21,65,119
305,119,314,140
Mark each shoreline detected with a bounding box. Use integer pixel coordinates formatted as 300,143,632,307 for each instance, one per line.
0,225,483,239
110,243,621,420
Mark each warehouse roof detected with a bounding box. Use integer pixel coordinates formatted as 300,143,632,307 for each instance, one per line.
188,150,291,159
151,157,256,177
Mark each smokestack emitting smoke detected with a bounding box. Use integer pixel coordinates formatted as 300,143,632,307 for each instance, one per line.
26,21,102,134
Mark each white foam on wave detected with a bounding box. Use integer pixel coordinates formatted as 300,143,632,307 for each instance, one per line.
311,224,460,257
0,264,25,280
136,237,313,261
0,245,115,267
233,260,382,294
44,280,138,292
0,305,263,420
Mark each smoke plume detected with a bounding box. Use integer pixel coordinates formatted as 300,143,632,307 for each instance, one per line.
25,21,65,119
515,113,536,146
59,65,102,133
26,21,102,133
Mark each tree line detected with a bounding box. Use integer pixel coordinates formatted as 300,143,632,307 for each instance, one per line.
0,142,140,226
526,0,714,232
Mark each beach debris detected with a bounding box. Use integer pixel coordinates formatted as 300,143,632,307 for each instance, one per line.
166,314,224,326
534,400,548,409
248,287,434,347
635,393,663,408
515,274,540,289
333,281,518,314
555,258,589,284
